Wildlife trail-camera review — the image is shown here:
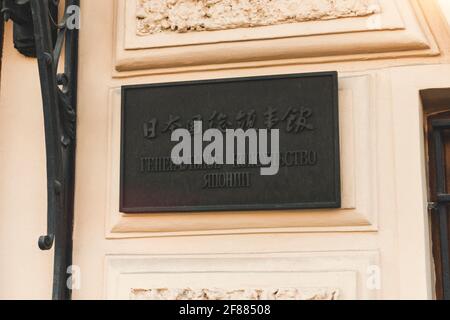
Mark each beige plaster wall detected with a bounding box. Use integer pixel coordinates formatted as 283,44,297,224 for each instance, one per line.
0,23,53,299
439,0,450,26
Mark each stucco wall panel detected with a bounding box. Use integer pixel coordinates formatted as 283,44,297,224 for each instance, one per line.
114,0,439,75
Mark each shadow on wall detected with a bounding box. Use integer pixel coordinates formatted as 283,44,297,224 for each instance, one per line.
438,0,450,26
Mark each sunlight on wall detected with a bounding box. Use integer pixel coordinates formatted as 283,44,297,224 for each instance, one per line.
439,0,450,26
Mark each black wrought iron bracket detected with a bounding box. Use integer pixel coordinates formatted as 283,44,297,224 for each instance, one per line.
1,0,79,300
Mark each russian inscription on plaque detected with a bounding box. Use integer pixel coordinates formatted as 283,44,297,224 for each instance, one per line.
120,72,340,213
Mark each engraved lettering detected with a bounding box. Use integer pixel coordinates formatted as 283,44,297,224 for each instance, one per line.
163,115,182,133
208,111,232,132
143,119,158,139
121,73,340,212
236,110,257,130
282,107,314,133
187,115,203,134
202,172,251,189
264,106,280,129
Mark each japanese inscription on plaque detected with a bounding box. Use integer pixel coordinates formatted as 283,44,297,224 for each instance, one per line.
120,72,340,213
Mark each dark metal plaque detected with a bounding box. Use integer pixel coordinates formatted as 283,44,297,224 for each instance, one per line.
120,72,340,213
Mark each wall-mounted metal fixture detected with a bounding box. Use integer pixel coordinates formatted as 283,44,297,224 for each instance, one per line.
1,0,79,300
1,0,57,57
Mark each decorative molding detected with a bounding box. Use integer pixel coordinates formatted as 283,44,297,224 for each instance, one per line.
114,0,439,76
105,74,377,237
136,0,380,35
130,287,339,300
104,252,379,300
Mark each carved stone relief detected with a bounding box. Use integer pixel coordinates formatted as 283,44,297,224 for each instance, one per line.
130,288,340,300
136,0,380,35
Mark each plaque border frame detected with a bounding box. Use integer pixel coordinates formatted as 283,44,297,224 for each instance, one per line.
119,72,341,213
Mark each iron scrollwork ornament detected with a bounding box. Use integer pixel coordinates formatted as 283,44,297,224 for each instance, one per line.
1,0,79,300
